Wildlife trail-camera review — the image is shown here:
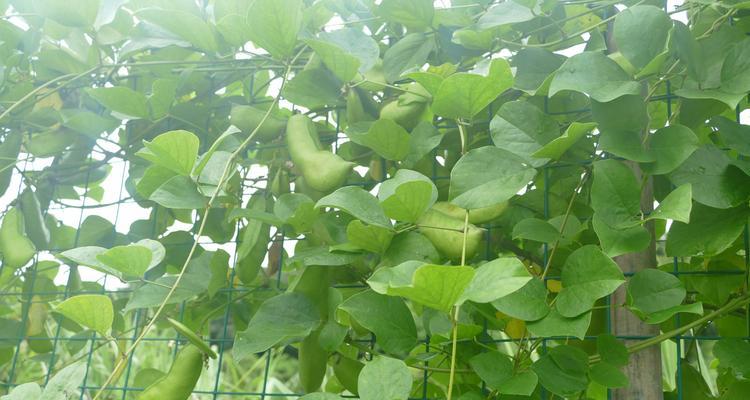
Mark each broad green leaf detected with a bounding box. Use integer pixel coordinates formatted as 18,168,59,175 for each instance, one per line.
493,279,550,321
299,394,343,400
556,245,625,317
597,334,629,366
95,241,161,277
643,125,699,175
39,362,86,400
513,48,565,95
318,28,380,74
591,159,641,228
549,52,640,102
0,132,22,198
246,0,303,59
377,0,434,30
532,345,589,397
137,130,200,176
347,220,394,254
592,215,650,258
358,357,412,400
381,232,440,266
666,203,750,257
87,87,149,119
0,383,41,400
378,169,438,223
592,96,652,162
432,62,513,119
233,292,321,361
382,33,436,82
675,87,747,109
469,352,535,393
290,247,359,267
490,101,558,167
0,207,36,269
33,0,99,27
532,122,596,160
690,260,744,306
512,218,561,243
642,302,703,324
626,269,685,319
149,176,207,209
720,38,750,94
403,121,442,168
316,186,391,228
306,39,361,82
124,252,212,311
477,1,535,29
282,68,343,109
714,339,750,377
274,193,318,233
710,116,750,156
55,294,113,336
590,362,629,388
648,184,692,223
61,109,119,137
670,146,750,209
138,9,217,52
368,262,475,312
339,291,417,356
460,257,533,304
613,6,672,69
671,21,706,83
347,119,410,161
449,146,536,210
58,246,120,276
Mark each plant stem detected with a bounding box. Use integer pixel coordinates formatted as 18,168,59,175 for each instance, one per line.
447,210,471,400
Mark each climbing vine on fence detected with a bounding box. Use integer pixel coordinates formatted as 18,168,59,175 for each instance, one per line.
1,0,750,399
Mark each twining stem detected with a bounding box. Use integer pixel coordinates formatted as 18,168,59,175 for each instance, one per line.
91,49,305,400
590,295,750,364
447,210,471,400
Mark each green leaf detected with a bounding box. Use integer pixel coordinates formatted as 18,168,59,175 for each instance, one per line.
714,339,750,377
149,175,207,209
710,116,750,157
471,352,540,394
137,130,200,176
591,95,650,162
460,257,533,304
377,0,434,30
382,33,436,82
556,246,624,317
549,52,640,102
532,122,596,160
274,193,318,233
347,119,411,161
613,6,672,69
642,301,703,324
597,334,629,366
306,28,380,81
670,146,750,209
299,394,343,400
513,48,566,95
33,0,99,27
449,146,536,210
87,87,149,119
59,246,121,276
306,39,360,82
138,9,217,52
477,1,535,29
282,68,344,110
532,345,590,397
589,362,629,388
378,169,438,223
648,184,692,223
339,290,417,356
432,63,513,119
358,356,412,400
492,279,550,321
512,218,561,243
403,122,442,168
592,215,650,258
95,246,149,277
0,383,41,400
55,294,113,336
246,0,303,59
720,38,750,94
368,262,475,312
643,125,699,175
39,362,86,400
347,220,394,254
490,101,559,167
233,292,321,361
666,203,750,257
591,159,641,228
0,207,36,269
316,186,392,228
626,269,685,319
671,21,706,83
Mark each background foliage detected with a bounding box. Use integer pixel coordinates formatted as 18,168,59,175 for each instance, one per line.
1,0,750,399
